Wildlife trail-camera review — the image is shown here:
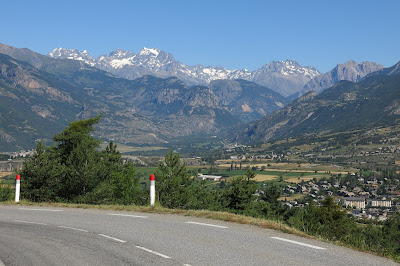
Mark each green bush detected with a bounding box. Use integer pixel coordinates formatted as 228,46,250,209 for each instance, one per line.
0,185,13,201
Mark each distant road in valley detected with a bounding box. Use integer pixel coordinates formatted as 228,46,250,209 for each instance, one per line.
0,205,397,266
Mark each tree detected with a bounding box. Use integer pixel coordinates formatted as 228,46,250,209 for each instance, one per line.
156,150,194,208
187,180,217,210
381,213,400,257
317,197,353,240
20,141,65,201
260,184,281,217
223,169,257,213
51,115,104,199
20,116,141,205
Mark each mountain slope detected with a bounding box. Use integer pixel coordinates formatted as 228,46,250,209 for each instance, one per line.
250,60,319,96
48,47,320,96
0,50,240,151
209,79,288,121
290,60,384,99
232,62,400,144
0,54,83,150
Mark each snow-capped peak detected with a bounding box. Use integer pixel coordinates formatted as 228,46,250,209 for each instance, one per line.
48,48,96,66
139,47,160,57
109,48,135,58
47,46,323,96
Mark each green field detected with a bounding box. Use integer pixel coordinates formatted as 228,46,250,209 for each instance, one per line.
99,143,168,154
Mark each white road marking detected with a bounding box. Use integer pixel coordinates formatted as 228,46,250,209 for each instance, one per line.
108,213,148,219
135,246,171,259
58,225,89,233
270,237,326,250
19,208,62,212
14,220,47,225
98,234,126,243
186,221,228,229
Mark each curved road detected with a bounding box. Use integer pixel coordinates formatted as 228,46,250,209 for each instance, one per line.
0,205,397,265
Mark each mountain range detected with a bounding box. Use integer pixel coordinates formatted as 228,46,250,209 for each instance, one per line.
48,47,320,96
232,61,400,144
290,60,384,100
48,47,384,98
0,42,395,151
0,43,288,151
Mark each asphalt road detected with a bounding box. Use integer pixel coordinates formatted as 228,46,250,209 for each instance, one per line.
0,205,398,266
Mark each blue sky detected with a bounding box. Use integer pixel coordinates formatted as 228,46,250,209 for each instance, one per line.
1,0,399,72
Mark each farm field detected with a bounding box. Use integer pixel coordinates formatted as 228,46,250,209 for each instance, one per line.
0,172,12,178
99,143,167,153
254,174,278,181
285,175,326,184
279,194,304,201
217,161,357,175
0,172,14,185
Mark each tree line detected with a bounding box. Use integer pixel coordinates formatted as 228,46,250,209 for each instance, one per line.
2,116,399,261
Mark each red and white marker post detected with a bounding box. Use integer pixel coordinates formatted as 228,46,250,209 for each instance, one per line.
150,174,155,206
15,175,20,202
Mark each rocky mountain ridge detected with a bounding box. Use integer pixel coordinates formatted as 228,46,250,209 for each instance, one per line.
208,79,288,121
0,52,243,150
232,61,400,144
0,43,286,151
290,60,385,99
48,47,320,96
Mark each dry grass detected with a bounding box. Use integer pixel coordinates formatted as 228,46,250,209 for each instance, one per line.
279,194,304,201
286,176,324,183
215,162,358,175
254,174,278,181
0,172,12,178
217,159,272,163
264,163,358,174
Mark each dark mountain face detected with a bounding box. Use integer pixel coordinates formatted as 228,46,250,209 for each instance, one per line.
209,79,288,121
232,62,400,144
0,54,82,150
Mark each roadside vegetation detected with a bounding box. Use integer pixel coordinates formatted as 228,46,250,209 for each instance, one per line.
1,116,399,262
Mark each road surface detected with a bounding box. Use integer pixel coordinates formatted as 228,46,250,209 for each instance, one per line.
0,205,397,265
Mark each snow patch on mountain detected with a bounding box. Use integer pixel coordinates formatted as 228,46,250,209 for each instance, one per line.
48,47,321,96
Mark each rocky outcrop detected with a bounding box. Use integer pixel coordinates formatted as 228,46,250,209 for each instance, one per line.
48,47,320,96
298,60,384,96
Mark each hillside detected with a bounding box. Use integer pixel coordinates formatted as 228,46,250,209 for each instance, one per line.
232,61,400,144
289,60,384,99
209,79,288,121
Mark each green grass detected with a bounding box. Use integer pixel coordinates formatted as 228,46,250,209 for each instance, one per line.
99,143,167,153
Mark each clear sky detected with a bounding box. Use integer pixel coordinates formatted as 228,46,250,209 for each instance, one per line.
1,0,399,73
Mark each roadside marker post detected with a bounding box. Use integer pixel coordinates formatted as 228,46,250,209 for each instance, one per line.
150,174,155,206
15,175,20,202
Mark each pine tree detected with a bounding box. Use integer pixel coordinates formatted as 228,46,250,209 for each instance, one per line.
156,150,194,208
